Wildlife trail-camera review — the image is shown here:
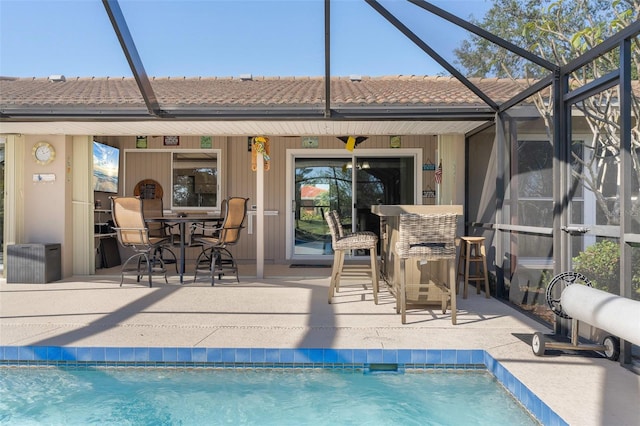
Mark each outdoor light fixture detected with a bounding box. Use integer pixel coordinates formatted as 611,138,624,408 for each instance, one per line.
344,161,370,170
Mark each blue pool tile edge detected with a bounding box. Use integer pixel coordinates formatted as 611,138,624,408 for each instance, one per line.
0,346,566,426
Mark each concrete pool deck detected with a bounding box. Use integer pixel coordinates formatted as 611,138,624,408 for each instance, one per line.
1,265,638,426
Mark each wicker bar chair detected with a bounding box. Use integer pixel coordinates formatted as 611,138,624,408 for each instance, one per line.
395,213,458,324
325,210,379,304
330,210,379,292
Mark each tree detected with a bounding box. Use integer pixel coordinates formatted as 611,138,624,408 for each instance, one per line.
455,0,640,225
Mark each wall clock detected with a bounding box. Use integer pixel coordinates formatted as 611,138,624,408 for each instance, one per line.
32,141,56,165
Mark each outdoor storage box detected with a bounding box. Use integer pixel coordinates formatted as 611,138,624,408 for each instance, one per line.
7,243,62,283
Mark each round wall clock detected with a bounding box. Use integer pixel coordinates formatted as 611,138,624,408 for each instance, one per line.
32,141,56,165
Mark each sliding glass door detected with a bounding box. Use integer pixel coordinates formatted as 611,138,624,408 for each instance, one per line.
353,156,415,247
294,157,350,256
291,152,416,258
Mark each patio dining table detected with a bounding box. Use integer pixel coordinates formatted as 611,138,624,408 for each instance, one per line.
145,215,223,283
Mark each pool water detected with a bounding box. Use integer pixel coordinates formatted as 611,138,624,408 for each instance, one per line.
0,368,537,425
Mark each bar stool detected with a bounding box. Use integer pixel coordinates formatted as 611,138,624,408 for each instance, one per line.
395,213,458,325
456,236,490,299
325,210,379,304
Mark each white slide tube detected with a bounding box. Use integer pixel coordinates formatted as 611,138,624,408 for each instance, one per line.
561,284,640,345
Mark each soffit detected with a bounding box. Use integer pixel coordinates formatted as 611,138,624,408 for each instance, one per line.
0,119,488,136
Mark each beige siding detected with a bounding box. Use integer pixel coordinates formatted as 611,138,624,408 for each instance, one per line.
72,136,94,275
438,134,465,206
125,152,171,200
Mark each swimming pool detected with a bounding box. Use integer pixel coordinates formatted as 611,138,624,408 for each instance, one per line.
2,367,538,425
0,346,565,425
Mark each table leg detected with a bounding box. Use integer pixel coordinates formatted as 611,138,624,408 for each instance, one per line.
449,259,457,325
179,222,186,283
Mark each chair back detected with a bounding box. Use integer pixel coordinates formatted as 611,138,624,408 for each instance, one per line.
189,198,230,244
111,196,150,246
219,198,228,218
331,210,346,237
395,213,457,260
324,210,341,246
142,198,165,238
219,197,249,244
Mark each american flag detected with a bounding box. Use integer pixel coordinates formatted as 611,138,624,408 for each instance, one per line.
434,161,443,184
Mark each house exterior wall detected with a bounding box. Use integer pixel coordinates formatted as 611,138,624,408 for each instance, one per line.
3,134,26,270
96,134,439,266
21,135,73,277
3,132,443,276
1,134,79,278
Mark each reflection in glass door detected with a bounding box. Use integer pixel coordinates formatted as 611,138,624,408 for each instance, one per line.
294,158,351,256
354,156,415,242
293,155,415,257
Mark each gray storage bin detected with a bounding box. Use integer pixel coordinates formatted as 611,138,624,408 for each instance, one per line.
7,243,62,283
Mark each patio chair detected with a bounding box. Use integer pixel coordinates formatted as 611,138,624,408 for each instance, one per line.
325,210,379,304
395,213,457,324
110,196,169,287
142,198,179,273
189,198,227,250
191,197,249,285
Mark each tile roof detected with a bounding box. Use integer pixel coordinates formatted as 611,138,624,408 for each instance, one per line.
300,185,328,199
0,75,532,111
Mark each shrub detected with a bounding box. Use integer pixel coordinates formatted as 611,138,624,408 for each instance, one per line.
572,240,640,299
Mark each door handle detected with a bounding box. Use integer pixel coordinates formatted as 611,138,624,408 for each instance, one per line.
561,226,589,234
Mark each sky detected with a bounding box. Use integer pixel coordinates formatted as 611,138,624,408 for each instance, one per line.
0,0,492,78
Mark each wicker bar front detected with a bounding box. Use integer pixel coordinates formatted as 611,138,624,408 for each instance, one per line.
395,213,458,324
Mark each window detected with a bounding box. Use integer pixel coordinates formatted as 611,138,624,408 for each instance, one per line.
172,151,219,210
513,139,584,257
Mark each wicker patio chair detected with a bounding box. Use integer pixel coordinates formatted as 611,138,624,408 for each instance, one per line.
325,210,379,304
395,213,458,324
110,196,169,287
330,210,379,289
191,197,249,285
331,210,377,239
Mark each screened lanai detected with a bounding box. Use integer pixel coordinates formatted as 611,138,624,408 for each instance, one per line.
1,0,639,371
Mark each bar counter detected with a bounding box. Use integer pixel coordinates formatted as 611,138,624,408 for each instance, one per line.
371,204,463,324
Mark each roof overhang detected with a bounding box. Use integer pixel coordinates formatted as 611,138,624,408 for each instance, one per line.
0,104,499,136
0,118,493,136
